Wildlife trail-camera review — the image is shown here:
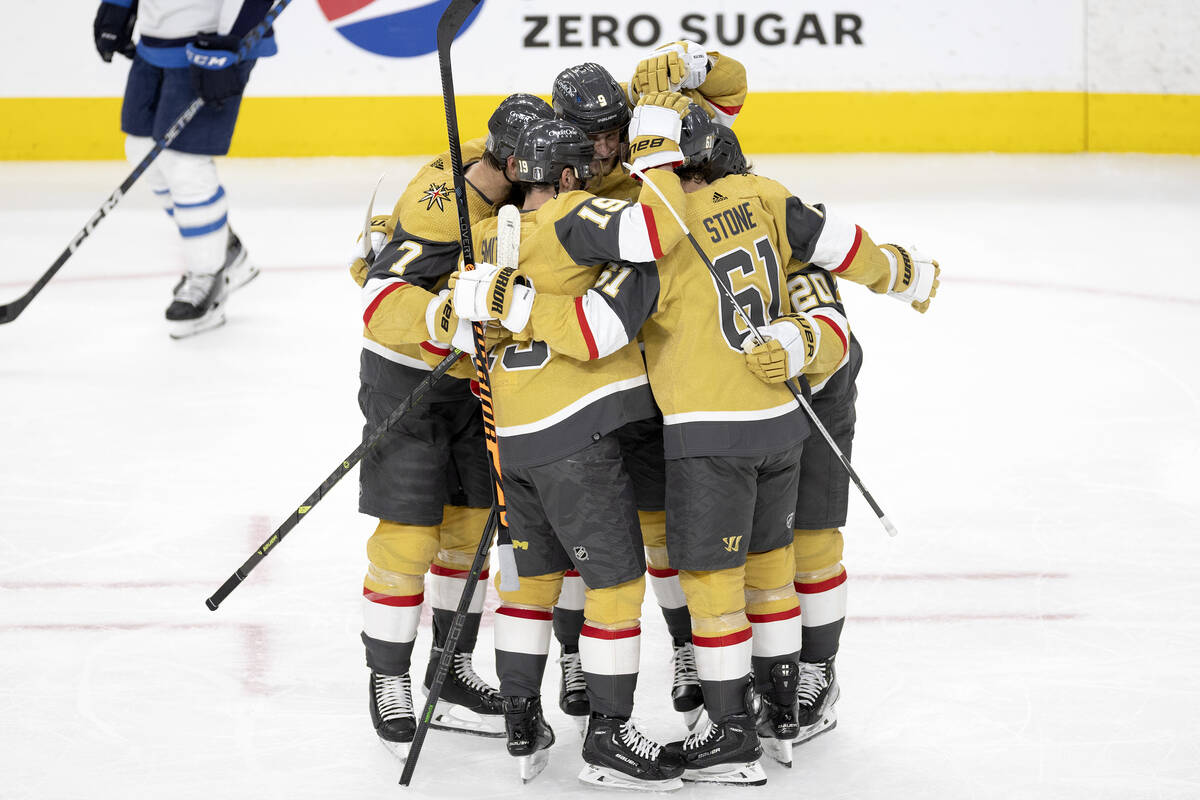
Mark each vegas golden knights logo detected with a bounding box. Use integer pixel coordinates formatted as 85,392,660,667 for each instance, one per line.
722,535,743,552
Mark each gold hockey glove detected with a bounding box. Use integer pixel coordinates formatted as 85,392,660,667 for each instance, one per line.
630,40,711,97
880,244,940,313
348,214,392,287
742,314,820,384
628,92,691,175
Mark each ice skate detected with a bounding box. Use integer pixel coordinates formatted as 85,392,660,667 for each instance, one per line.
757,662,800,767
422,647,506,737
165,269,225,339
504,695,555,783
663,713,766,786
670,641,704,730
557,650,589,735
369,671,415,762
215,230,258,300
794,657,839,745
578,714,684,791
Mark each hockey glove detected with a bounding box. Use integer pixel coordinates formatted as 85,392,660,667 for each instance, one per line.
449,262,535,333
426,289,477,355
186,34,247,105
742,314,820,384
880,244,940,313
94,0,138,62
627,92,691,175
631,40,711,97
348,215,392,287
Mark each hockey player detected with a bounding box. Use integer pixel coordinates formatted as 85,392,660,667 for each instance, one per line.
547,54,749,730
93,0,275,338
448,118,686,790
351,94,553,760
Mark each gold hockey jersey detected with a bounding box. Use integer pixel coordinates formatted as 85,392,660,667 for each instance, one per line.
359,137,500,398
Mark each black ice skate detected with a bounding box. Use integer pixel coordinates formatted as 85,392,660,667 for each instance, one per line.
663,713,766,786
165,230,257,339
504,695,555,783
369,671,415,761
756,661,800,767
670,641,705,730
794,657,840,745
422,647,506,737
558,649,590,734
578,714,684,792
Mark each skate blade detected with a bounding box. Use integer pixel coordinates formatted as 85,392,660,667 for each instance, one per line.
519,749,550,783
222,261,260,296
794,713,837,746
761,736,793,768
168,309,226,339
427,699,506,738
569,713,588,738
683,760,767,786
682,706,705,731
377,736,411,763
578,764,683,792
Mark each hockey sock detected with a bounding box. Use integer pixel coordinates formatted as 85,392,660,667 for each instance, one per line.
552,570,585,653
428,563,488,653
692,623,753,721
579,621,640,719
124,135,175,219
648,567,692,643
361,576,423,676
795,567,847,662
158,149,228,274
495,605,552,698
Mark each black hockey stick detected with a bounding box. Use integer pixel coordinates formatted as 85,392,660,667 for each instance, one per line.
400,0,513,786
205,345,464,610
0,0,292,326
629,164,899,538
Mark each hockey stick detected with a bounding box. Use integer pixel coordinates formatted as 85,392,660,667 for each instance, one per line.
0,0,292,326
628,163,899,538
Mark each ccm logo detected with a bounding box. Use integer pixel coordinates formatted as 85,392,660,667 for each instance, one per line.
191,53,231,68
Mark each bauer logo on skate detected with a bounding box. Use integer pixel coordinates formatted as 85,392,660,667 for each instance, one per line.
318,0,486,58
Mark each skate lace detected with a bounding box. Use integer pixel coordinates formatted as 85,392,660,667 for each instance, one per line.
619,721,662,761
682,718,719,751
375,673,413,721
453,652,499,698
671,642,700,689
559,651,587,693
796,661,830,706
172,271,218,307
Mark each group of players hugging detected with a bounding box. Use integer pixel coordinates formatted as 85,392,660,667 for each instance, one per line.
348,41,940,791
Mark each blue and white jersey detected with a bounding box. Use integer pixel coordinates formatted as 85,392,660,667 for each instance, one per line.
103,0,279,68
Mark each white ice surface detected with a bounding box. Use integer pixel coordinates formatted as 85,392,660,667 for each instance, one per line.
2,153,1199,799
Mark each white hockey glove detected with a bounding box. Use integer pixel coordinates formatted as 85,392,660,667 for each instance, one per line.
425,288,476,354
627,92,691,175
742,313,820,384
348,214,391,287
630,40,710,96
449,262,535,333
880,244,940,313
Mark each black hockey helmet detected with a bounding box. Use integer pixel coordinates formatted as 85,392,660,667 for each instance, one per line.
705,125,749,181
486,93,555,161
512,119,595,187
677,101,717,168
552,63,631,135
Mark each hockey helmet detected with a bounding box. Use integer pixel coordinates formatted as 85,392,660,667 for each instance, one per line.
677,101,717,169
552,63,631,135
486,93,555,162
704,125,749,181
512,119,595,186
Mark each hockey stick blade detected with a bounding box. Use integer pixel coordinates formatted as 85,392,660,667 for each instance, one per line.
361,173,386,259
625,163,898,537
0,0,291,326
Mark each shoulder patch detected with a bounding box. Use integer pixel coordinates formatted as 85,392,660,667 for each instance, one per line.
420,181,454,212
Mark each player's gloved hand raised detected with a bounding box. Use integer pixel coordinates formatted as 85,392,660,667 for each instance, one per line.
186,34,247,105
348,215,392,287
880,244,940,313
627,92,692,175
631,40,710,97
742,313,820,384
449,262,535,333
94,1,137,62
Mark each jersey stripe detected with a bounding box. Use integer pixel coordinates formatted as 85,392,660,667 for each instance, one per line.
574,296,599,360
811,310,849,358
361,337,433,371
494,375,649,438
641,204,665,259
362,277,407,325
661,398,797,426
808,209,859,272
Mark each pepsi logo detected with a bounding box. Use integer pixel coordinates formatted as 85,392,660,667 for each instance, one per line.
318,0,485,58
